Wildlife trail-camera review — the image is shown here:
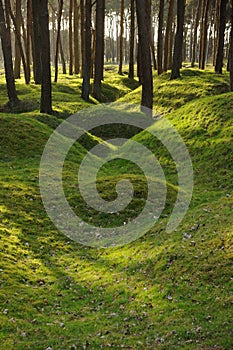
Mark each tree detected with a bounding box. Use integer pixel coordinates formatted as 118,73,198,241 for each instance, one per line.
81,0,92,101
74,0,80,74
118,0,124,75
32,0,42,84
191,0,202,67
164,0,175,72
170,0,186,79
93,0,105,100
14,0,21,79
199,0,211,70
128,0,135,79
38,0,53,114
230,0,233,90
215,0,227,74
0,0,19,106
135,0,153,113
54,0,64,82
157,0,164,75
69,0,73,75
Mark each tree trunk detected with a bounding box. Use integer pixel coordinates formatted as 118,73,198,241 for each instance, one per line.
14,0,21,79
39,0,52,114
128,0,135,79
26,0,32,83
8,3,30,84
32,0,42,84
164,0,175,72
54,0,64,82
81,0,92,101
230,0,233,90
191,0,202,67
215,0,227,74
69,0,73,75
93,0,105,100
157,0,164,75
170,0,185,79
148,0,157,70
80,0,85,77
0,0,19,106
59,36,67,74
213,0,221,65
199,0,210,70
74,0,80,74
118,0,124,74
136,0,153,113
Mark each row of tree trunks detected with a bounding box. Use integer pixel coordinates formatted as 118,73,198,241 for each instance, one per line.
191,0,202,67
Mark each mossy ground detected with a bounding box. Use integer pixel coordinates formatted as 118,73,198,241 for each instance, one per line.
0,67,232,349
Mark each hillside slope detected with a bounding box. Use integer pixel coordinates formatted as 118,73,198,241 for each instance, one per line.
0,69,232,350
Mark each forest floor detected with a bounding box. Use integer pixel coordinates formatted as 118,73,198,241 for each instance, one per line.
0,67,232,349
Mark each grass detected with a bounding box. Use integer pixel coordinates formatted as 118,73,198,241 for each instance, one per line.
0,67,232,349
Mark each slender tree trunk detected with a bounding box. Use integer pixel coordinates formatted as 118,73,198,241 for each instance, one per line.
215,0,227,74
137,42,142,84
26,0,32,83
91,28,96,79
148,0,157,70
59,36,66,74
191,0,202,67
0,0,19,106
164,0,175,72
69,0,73,75
80,0,85,77
14,0,21,79
128,0,135,79
230,0,233,90
118,0,124,74
213,0,221,65
93,0,105,100
39,0,52,114
136,0,153,113
81,0,92,101
74,0,80,74
54,0,64,82
199,0,210,70
157,0,164,75
8,3,30,84
32,0,42,84
170,0,185,79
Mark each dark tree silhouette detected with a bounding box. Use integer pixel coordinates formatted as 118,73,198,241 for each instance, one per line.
54,0,64,82
81,0,92,101
38,0,52,114
170,0,185,79
157,0,164,75
215,0,227,74
136,0,153,113
128,0,135,79
32,0,42,84
93,0,105,100
230,0,233,90
0,0,19,106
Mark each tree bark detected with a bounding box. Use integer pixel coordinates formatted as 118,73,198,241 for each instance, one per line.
170,0,185,79
136,0,153,113
191,0,202,67
199,0,210,70
80,0,85,77
39,0,52,114
230,0,233,90
164,0,175,72
93,0,105,100
74,0,80,74
128,0,135,79
0,0,19,106
215,0,227,74
81,0,92,101
14,0,21,79
157,0,164,75
26,0,32,83
69,0,73,75
54,0,64,82
32,0,42,84
118,0,124,74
